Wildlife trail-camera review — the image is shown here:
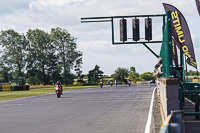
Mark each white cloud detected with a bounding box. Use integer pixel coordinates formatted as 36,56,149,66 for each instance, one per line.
0,0,31,14
36,0,85,7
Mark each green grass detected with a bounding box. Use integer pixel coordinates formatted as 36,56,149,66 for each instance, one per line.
0,85,99,102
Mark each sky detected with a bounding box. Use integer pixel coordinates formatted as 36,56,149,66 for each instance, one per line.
0,0,199,76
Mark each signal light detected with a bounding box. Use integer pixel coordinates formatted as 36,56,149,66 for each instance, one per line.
132,18,140,41
120,18,127,41
145,18,152,40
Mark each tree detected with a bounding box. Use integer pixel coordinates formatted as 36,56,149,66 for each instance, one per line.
139,72,155,81
74,58,84,84
0,64,12,83
45,52,61,84
26,29,52,84
88,65,104,83
129,73,140,84
129,66,136,74
128,66,140,83
0,30,27,78
111,67,129,83
186,70,199,76
0,28,83,85
50,27,82,84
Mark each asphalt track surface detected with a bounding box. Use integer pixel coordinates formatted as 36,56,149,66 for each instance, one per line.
0,84,156,133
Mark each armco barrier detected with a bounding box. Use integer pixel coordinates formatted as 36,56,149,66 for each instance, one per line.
98,83,107,85
0,85,29,91
136,81,151,84
141,81,150,84
11,86,16,91
113,82,123,85
24,85,30,90
15,86,24,91
82,83,98,86
11,86,30,91
2,86,11,92
159,110,183,133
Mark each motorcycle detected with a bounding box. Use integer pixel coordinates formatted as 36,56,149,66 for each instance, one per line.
150,79,156,84
128,81,131,87
100,81,103,88
110,81,113,87
55,85,62,98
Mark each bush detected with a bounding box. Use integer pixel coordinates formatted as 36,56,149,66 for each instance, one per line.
139,72,154,81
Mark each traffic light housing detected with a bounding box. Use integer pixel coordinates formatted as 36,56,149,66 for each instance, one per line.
132,18,140,41
145,18,152,40
120,18,127,41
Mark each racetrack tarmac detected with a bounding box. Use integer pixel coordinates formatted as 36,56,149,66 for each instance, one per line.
0,84,156,133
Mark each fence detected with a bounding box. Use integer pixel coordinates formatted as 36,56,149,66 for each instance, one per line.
0,85,30,92
179,83,200,120
136,81,151,84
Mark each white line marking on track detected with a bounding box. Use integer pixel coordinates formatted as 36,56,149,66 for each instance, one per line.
144,87,156,133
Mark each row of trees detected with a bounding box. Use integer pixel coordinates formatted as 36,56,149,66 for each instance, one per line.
0,27,82,85
0,26,155,85
112,66,155,83
185,70,199,76
86,65,155,84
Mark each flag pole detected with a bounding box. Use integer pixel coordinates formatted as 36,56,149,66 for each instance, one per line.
197,69,199,83
185,56,187,83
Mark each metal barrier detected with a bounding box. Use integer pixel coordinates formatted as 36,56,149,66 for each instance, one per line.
160,114,173,132
179,83,200,120
179,89,200,120
136,81,152,84
0,86,30,91
2,86,11,92
159,110,183,133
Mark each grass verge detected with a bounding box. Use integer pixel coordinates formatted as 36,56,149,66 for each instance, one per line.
0,85,99,102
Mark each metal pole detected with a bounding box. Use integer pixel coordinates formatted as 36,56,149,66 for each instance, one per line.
197,69,199,83
196,85,200,120
113,41,162,45
142,43,159,58
182,53,185,83
185,56,188,83
163,15,165,36
111,18,114,44
195,93,199,120
166,11,173,78
81,14,166,21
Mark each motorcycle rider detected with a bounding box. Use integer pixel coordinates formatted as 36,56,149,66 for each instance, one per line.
110,80,113,87
100,79,103,88
128,79,131,87
55,81,63,94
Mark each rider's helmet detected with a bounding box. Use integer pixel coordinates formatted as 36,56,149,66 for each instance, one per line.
57,81,60,84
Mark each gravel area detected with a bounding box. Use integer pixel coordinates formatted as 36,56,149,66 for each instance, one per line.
150,89,162,133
